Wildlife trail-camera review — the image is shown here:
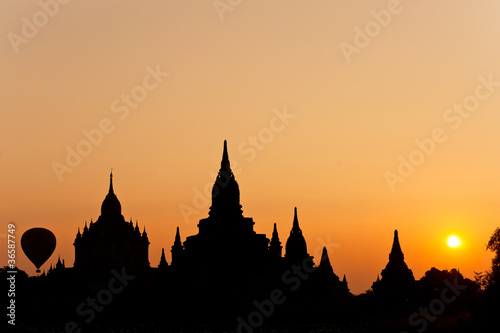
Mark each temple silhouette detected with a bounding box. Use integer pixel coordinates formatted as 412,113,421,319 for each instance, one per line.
14,140,486,332
50,141,351,322
179,141,273,275
68,140,333,281
73,172,150,274
372,229,416,301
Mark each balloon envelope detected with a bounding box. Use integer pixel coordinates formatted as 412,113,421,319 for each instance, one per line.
21,228,56,273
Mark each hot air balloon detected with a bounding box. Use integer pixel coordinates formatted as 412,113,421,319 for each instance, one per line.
21,228,56,273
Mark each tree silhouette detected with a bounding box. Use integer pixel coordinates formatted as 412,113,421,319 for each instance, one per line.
485,228,500,295
476,228,500,296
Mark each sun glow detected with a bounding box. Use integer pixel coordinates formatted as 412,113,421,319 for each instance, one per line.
447,236,461,248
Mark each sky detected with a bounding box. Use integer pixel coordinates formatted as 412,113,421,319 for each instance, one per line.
2,0,500,295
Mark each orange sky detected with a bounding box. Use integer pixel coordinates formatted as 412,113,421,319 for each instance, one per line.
2,1,500,294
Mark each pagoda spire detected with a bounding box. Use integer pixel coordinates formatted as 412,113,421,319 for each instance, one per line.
269,223,282,258
320,246,329,264
272,223,279,238
101,171,121,216
291,207,301,234
174,226,181,244
221,140,230,171
159,248,168,269
171,226,184,268
372,230,416,299
285,207,309,264
343,274,350,293
208,141,242,219
318,246,340,282
389,229,404,262
109,170,114,194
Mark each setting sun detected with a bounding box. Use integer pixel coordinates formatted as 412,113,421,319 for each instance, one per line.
447,236,461,248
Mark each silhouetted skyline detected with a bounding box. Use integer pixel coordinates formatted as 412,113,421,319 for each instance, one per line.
4,141,498,332
3,3,500,331
3,2,500,295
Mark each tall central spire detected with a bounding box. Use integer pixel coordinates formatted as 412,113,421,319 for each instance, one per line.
208,141,242,219
221,140,230,172
291,207,301,234
109,170,114,194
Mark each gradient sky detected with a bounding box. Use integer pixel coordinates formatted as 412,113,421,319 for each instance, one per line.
2,1,500,294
